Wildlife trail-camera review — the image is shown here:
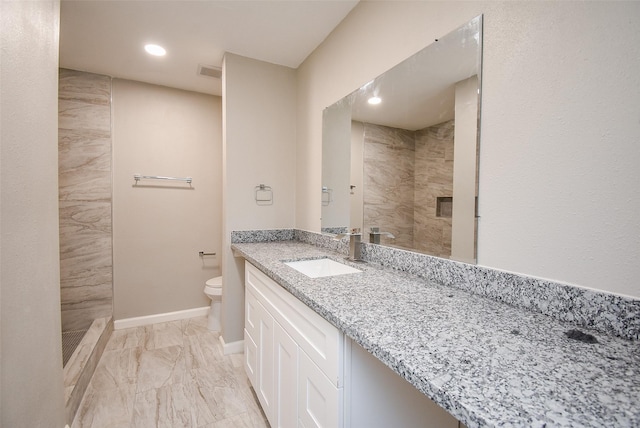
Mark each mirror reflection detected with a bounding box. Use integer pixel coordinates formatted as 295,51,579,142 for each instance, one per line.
322,15,482,263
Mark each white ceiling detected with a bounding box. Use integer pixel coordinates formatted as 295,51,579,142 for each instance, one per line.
349,16,481,131
60,0,359,96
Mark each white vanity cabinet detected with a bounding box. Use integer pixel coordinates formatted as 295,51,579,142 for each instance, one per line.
244,260,460,428
244,261,344,428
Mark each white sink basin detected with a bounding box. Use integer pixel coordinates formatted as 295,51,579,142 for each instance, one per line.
284,258,362,278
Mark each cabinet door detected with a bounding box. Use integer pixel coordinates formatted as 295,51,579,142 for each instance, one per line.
273,322,298,428
256,299,275,422
245,286,260,341
298,350,342,428
244,288,260,386
244,329,257,387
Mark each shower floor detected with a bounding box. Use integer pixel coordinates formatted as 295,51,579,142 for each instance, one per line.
62,329,87,367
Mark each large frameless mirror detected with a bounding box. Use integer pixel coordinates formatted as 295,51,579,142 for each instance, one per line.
321,15,482,263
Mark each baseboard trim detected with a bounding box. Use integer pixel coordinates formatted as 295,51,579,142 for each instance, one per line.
114,307,210,330
219,335,244,355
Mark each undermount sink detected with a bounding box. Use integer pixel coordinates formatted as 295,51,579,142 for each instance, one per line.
284,258,362,278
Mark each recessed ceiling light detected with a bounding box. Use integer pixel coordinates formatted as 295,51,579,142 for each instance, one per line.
368,96,382,105
144,44,166,57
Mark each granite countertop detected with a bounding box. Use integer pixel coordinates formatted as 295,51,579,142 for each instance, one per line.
231,240,640,428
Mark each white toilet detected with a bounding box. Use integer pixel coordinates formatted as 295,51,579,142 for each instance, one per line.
203,276,222,331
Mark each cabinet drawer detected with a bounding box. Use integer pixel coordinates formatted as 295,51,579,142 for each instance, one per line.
246,262,344,387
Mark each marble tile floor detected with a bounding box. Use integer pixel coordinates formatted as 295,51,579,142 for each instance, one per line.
72,316,270,428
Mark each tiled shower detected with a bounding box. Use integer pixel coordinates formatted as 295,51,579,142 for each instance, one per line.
58,68,113,344
363,120,455,258
58,68,115,424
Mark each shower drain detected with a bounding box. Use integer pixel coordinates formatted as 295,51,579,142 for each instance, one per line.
62,329,87,366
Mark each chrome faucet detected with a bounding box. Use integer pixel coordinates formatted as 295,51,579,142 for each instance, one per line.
334,228,363,261
369,227,395,244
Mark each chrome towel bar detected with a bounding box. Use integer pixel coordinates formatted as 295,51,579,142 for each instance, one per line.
134,174,192,184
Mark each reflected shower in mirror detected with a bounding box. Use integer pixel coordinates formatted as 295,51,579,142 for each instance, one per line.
321,15,482,263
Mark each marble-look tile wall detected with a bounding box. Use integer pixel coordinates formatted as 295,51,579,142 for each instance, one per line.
363,121,454,257
414,120,454,258
363,123,415,249
58,69,113,331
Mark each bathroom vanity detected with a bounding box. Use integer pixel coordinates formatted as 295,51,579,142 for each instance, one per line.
232,235,640,428
243,260,458,428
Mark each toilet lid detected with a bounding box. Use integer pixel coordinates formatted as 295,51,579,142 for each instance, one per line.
206,276,222,288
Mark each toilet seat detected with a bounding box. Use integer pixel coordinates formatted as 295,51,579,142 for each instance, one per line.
203,276,222,331
204,276,222,297
206,276,222,288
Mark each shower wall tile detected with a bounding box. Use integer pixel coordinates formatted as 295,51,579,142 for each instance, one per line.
59,68,111,106
61,283,113,311
363,121,454,257
61,304,114,333
59,129,111,170
59,100,111,133
363,123,415,249
59,68,113,331
58,200,112,236
59,129,111,201
414,120,454,257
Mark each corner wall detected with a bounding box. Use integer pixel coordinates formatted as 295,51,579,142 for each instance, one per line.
222,53,297,344
0,1,66,426
297,1,640,299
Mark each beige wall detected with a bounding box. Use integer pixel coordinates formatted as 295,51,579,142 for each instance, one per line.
222,53,297,344
297,1,640,299
112,79,222,320
59,69,113,331
451,75,479,263
350,121,364,230
0,1,66,426
321,100,352,230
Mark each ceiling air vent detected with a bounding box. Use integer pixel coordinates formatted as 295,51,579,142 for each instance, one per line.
198,64,222,79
